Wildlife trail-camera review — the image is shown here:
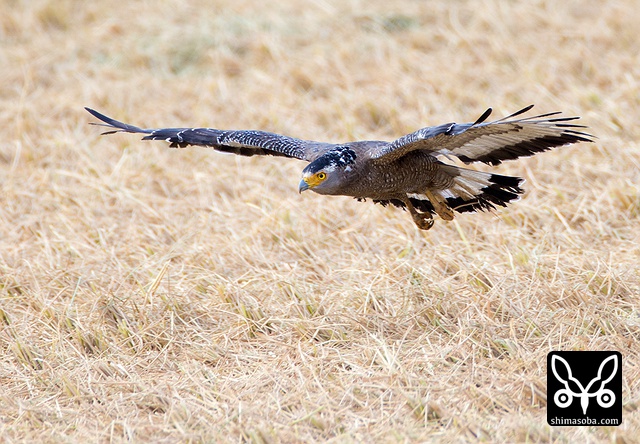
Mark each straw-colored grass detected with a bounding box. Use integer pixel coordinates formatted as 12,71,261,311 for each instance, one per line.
1,0,638,442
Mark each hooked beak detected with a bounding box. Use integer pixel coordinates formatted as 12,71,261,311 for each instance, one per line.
298,178,310,193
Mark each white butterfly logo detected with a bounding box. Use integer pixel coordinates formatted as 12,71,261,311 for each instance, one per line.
551,354,618,415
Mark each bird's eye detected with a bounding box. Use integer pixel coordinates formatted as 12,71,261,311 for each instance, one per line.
317,172,326,180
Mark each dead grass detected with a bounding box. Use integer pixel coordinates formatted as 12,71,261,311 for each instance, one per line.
0,0,639,442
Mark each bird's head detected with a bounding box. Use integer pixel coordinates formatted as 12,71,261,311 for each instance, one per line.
299,146,357,195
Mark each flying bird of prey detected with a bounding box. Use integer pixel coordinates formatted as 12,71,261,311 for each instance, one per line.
85,105,593,230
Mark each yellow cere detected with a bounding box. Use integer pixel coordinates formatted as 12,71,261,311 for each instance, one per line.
304,172,327,188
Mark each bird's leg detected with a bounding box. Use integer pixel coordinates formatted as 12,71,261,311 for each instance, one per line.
403,197,434,230
424,190,455,221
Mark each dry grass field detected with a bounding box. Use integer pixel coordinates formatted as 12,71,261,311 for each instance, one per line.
1,0,639,442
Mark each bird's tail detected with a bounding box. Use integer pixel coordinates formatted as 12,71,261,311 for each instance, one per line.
438,165,524,214
400,165,524,216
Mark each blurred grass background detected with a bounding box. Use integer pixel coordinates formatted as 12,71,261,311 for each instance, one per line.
0,0,638,442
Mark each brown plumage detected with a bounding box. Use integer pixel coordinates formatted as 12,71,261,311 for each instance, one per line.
85,105,593,230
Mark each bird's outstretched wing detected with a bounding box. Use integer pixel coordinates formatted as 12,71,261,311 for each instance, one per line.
371,105,594,165
85,107,330,161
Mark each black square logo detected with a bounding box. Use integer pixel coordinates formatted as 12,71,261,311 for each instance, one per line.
547,351,622,426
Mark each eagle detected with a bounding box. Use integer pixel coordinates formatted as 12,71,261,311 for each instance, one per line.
85,105,593,230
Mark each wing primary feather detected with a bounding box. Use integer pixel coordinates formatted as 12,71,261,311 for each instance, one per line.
543,116,581,122
494,104,535,122
85,107,152,135
554,123,588,128
517,111,564,121
472,108,493,126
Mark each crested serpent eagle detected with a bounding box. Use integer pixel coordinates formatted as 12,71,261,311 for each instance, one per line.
86,105,593,230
